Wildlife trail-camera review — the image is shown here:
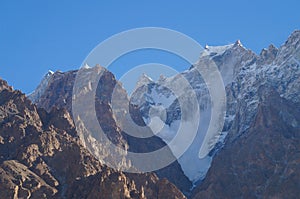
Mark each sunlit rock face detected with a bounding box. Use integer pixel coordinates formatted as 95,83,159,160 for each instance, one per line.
27,65,192,195
0,78,187,199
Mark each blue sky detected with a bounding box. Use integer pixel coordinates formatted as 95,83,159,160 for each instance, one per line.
0,0,299,93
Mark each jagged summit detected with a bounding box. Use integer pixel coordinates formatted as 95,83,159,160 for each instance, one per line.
202,40,248,59
258,44,278,64
287,29,300,42
234,39,242,47
134,73,154,91
0,78,12,92
28,70,55,103
279,29,300,52
47,70,54,75
288,30,300,46
28,65,110,104
82,63,91,69
202,43,234,57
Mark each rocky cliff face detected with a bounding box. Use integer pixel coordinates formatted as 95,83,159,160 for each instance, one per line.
190,31,300,198
0,78,186,198
130,41,258,183
28,66,192,195
192,86,300,199
130,30,300,196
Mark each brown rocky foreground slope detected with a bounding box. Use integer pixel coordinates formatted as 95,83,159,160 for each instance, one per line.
0,78,186,199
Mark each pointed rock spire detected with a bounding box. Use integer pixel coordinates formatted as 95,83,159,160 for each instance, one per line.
134,73,153,91
234,39,242,47
82,63,91,69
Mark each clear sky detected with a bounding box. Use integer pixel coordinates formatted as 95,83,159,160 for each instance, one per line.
0,0,299,93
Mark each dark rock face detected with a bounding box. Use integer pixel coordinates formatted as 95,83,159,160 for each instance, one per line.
0,79,12,93
0,78,186,199
189,31,300,198
31,70,77,112
29,66,192,195
126,30,300,198
192,86,300,199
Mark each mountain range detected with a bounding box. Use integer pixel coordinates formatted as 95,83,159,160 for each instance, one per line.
0,30,299,198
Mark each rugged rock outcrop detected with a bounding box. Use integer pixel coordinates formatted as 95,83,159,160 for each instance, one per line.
129,30,300,196
192,86,300,198
0,78,186,198
28,65,192,195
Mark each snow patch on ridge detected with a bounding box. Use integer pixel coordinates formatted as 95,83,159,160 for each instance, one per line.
204,44,234,57
28,70,54,103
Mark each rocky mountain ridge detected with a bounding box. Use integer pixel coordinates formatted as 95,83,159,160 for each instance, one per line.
29,66,192,195
0,78,186,198
192,85,300,198
7,29,299,198
130,30,300,187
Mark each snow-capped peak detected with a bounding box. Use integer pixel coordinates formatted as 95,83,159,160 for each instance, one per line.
45,70,54,77
203,43,234,57
134,73,153,91
28,70,55,103
82,63,91,69
234,39,242,47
